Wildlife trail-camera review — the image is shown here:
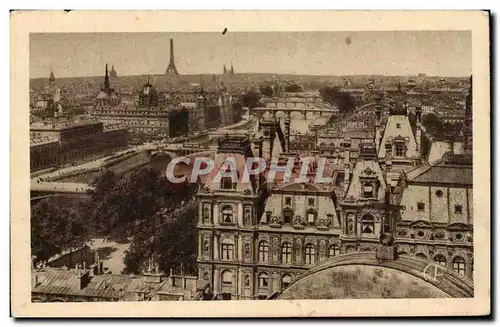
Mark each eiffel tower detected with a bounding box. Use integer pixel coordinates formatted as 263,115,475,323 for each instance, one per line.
165,37,179,75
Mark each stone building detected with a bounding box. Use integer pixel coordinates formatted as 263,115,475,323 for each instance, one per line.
29,118,128,171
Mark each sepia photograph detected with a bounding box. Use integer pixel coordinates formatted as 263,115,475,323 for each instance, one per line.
11,10,490,317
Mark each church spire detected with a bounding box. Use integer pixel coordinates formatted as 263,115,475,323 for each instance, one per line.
49,68,55,84
104,63,110,91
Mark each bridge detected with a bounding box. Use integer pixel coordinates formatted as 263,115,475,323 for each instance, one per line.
252,106,338,119
31,182,95,202
273,251,474,300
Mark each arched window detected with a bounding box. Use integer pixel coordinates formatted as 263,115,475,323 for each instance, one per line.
452,256,466,276
305,244,316,265
434,254,447,267
221,270,233,285
281,274,292,289
328,244,340,258
258,272,269,288
221,205,233,223
281,243,292,264
221,238,234,260
361,214,375,234
258,241,269,262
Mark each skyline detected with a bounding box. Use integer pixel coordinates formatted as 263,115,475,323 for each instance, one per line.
30,31,472,79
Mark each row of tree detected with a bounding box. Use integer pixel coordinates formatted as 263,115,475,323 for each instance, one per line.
31,167,198,266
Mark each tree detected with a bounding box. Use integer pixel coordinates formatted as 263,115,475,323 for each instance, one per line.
421,113,444,136
31,197,91,263
319,86,356,116
122,201,198,275
240,90,262,109
89,167,166,242
259,84,274,97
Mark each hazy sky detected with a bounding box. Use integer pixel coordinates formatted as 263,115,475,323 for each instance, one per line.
30,31,471,79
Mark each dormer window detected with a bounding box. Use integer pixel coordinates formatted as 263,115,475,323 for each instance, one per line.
285,197,292,206
363,183,374,198
308,198,315,206
221,176,236,190
394,143,406,157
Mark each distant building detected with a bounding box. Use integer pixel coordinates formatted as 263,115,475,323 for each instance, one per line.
95,64,121,107
30,118,128,171
110,64,118,78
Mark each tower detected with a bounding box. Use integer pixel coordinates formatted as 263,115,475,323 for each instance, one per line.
462,75,473,154
49,68,55,85
165,37,179,75
223,65,227,74
110,64,118,78
230,64,234,74
104,63,110,91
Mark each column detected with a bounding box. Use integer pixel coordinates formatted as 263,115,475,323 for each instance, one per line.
272,272,279,294
238,234,244,262
213,268,220,294
213,235,219,260
213,203,219,225
237,203,244,226
237,268,243,300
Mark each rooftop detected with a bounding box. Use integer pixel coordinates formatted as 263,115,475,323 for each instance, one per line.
405,152,472,185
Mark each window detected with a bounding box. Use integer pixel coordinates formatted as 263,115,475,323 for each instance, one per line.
434,254,447,267
308,198,315,206
284,197,292,206
396,123,401,129
395,143,405,157
305,244,316,265
258,241,269,262
455,205,463,214
361,214,375,234
307,209,317,224
435,190,443,197
417,202,425,211
221,205,233,223
452,256,466,276
282,243,292,264
221,239,234,260
329,245,340,258
258,272,269,288
220,176,236,190
283,209,293,224
363,183,374,198
221,270,233,285
281,274,292,288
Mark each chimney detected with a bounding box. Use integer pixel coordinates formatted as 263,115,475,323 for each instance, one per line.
343,140,351,195
76,269,91,290
284,116,291,152
385,141,392,173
